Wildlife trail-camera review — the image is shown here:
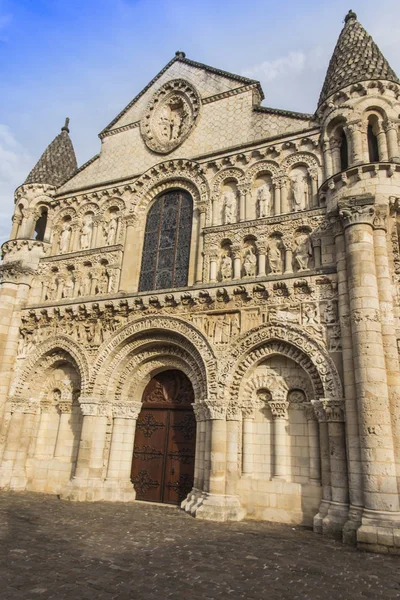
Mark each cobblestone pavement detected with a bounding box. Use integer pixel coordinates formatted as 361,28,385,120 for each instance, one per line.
0,492,399,600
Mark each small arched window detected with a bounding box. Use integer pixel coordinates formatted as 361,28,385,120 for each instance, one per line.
139,190,193,292
34,209,48,241
368,121,380,163
339,129,349,171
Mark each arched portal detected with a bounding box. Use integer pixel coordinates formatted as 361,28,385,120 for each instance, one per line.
131,369,196,505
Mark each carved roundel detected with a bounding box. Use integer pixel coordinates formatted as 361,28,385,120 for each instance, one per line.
141,79,201,154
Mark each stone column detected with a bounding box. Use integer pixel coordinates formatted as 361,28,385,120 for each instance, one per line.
10,215,22,239
54,402,73,459
212,197,219,226
280,177,289,214
339,200,400,552
331,217,363,544
310,170,319,208
195,400,245,521
232,245,241,280
322,139,333,179
61,399,109,501
376,125,389,161
373,209,400,491
195,207,206,284
91,216,101,248
283,244,293,274
241,406,255,476
119,215,138,292
312,239,322,268
257,242,267,277
225,405,241,496
238,184,248,222
209,253,218,283
20,209,36,239
305,406,321,483
273,179,281,215
321,398,349,539
268,399,290,480
35,401,54,458
103,401,141,502
8,399,38,490
347,121,363,165
330,138,341,174
183,402,208,514
311,400,332,534
384,119,400,163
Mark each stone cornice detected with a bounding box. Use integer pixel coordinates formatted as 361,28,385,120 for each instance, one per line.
40,244,123,263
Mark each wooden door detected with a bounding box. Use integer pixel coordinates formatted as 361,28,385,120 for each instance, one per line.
131,370,196,504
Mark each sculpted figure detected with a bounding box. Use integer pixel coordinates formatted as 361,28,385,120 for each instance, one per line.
243,247,257,277
221,314,231,343
257,183,271,218
302,303,318,325
220,254,232,281
97,269,110,294
104,215,118,246
324,302,337,324
82,272,92,296
47,278,58,301
63,274,74,298
294,233,312,271
223,190,236,224
214,317,223,344
80,215,93,250
267,238,282,273
291,174,307,211
231,313,240,337
59,221,71,253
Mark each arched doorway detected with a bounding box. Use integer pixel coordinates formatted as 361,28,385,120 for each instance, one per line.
131,369,196,504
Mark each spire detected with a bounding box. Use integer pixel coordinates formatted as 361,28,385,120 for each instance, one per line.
24,118,78,187
318,10,399,106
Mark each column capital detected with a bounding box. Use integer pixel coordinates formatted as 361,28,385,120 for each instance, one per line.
122,213,138,227
237,183,250,196
383,118,397,132
10,397,39,414
203,399,227,420
320,397,345,422
112,401,142,419
268,400,289,419
58,402,73,414
338,199,375,228
372,205,388,231
192,402,208,422
311,399,326,423
197,203,208,216
226,404,242,421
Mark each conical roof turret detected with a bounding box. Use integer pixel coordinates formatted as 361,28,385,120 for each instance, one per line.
318,10,399,106
24,118,78,187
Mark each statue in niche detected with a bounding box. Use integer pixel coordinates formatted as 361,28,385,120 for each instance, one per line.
214,317,223,344
104,214,118,246
59,221,72,253
324,302,337,324
294,233,312,271
80,215,93,250
243,246,257,277
63,273,74,298
158,97,186,142
302,303,318,325
221,314,231,343
97,269,110,294
82,272,92,296
267,238,282,273
222,190,236,224
220,253,233,281
291,174,307,212
46,278,58,301
231,313,240,337
257,183,271,218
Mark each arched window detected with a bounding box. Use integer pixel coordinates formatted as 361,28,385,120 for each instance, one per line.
339,129,348,171
139,190,193,292
34,209,48,241
368,122,380,162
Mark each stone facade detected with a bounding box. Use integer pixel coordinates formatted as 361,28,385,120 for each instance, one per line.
0,11,400,553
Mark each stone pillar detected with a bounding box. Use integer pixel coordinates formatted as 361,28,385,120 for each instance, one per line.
119,215,137,292
310,170,319,208
305,406,321,483
384,120,400,163
273,179,281,215
376,125,389,161
183,402,208,515
257,243,267,277
311,400,332,534
281,178,289,214
330,138,341,174
61,399,109,501
54,402,73,459
20,209,36,239
339,200,400,552
347,122,363,165
322,139,333,180
238,185,248,222
373,210,400,491
195,400,245,521
321,398,349,539
331,217,363,544
6,399,38,490
283,244,293,274
103,401,141,501
242,407,255,475
91,217,101,248
225,405,241,496
209,254,218,283
232,245,241,280
212,197,219,226
312,239,322,268
268,399,290,480
34,402,54,458
195,207,206,284
10,215,22,239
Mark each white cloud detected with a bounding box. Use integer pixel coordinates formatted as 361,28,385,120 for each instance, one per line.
0,125,32,245
242,51,306,82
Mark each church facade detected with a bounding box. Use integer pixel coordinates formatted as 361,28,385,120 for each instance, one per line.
0,11,400,553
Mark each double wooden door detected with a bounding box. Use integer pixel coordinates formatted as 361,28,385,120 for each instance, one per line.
131,370,196,505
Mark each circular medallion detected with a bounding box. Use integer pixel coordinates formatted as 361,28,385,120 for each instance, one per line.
141,79,201,154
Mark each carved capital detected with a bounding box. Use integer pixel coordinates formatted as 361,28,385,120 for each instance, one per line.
80,402,100,416
311,399,326,423
58,402,73,414
203,399,227,420
112,401,142,420
237,183,250,196
320,398,345,422
226,404,242,421
192,402,208,422
123,214,138,227
373,205,388,231
383,118,397,133
268,400,289,419
11,398,39,414
338,200,375,228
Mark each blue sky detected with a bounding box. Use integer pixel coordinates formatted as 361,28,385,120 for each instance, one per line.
0,0,399,244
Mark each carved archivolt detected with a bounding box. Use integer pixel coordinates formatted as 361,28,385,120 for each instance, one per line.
12,336,90,399
221,323,343,403
244,160,280,185
281,152,320,173
98,197,126,217
89,316,216,398
241,373,312,406
212,167,245,197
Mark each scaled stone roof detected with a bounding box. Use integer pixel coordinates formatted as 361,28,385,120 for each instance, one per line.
24,120,78,188
319,10,399,106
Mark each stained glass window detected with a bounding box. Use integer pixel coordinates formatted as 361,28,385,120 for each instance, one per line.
139,190,193,292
